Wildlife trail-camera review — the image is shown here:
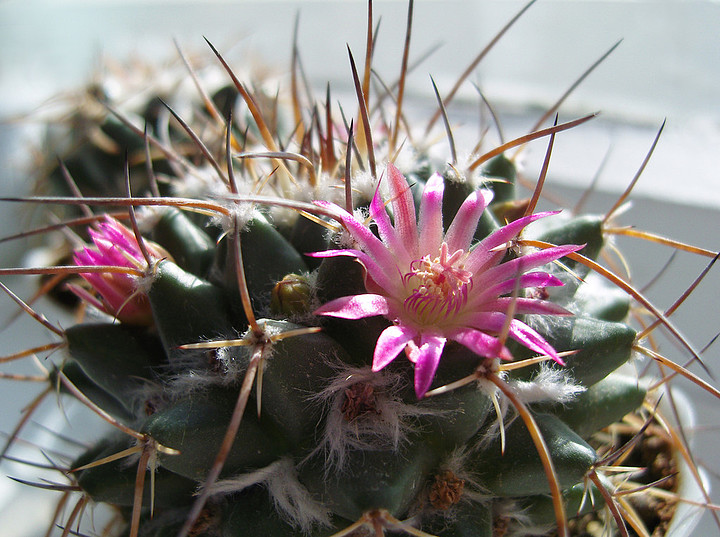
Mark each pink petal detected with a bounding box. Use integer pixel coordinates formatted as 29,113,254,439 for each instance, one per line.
72,249,94,266
507,319,564,365
386,163,418,255
66,282,105,312
417,173,445,255
463,311,507,331
308,248,400,295
444,189,493,253
479,244,584,290
370,184,411,265
99,215,136,242
465,211,559,273
447,327,513,361
314,200,398,273
466,272,565,309
464,312,563,365
84,274,129,307
306,248,363,259
373,324,417,371
73,250,130,305
95,220,142,259
76,246,107,266
406,334,446,398
492,271,565,294
314,294,390,319
480,297,573,316
97,242,138,268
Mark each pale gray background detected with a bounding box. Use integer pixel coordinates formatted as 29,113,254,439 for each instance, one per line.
0,1,718,535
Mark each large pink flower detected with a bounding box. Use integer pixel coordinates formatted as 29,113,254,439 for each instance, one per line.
314,164,582,398
71,216,167,325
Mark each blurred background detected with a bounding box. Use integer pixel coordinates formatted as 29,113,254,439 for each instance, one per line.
0,1,718,535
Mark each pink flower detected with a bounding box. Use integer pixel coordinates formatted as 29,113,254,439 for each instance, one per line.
314,164,582,398
71,216,167,325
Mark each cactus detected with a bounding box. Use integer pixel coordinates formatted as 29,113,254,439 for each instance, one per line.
1,2,717,537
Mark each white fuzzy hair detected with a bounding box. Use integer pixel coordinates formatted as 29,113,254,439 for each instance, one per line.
167,165,225,200
330,205,370,251
438,447,493,504
351,169,381,205
134,204,166,233
209,203,263,238
508,364,585,406
162,368,228,400
206,457,331,533
493,498,551,537
303,364,449,474
470,366,583,450
166,315,294,382
498,495,613,537
159,329,268,400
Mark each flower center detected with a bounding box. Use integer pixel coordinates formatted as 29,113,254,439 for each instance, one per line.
402,242,472,327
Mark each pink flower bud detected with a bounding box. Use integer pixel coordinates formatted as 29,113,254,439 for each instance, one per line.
71,216,168,325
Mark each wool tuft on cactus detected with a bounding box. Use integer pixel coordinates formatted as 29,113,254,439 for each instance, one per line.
0,2,718,537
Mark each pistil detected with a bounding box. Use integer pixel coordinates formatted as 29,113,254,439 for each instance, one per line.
402,243,472,327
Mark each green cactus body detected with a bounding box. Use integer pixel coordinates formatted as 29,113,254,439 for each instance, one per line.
49,164,652,536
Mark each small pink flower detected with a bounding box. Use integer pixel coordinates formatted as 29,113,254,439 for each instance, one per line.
314,164,582,398
71,216,167,325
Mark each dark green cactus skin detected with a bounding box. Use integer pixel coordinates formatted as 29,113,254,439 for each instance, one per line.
53,150,647,537
467,414,596,497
